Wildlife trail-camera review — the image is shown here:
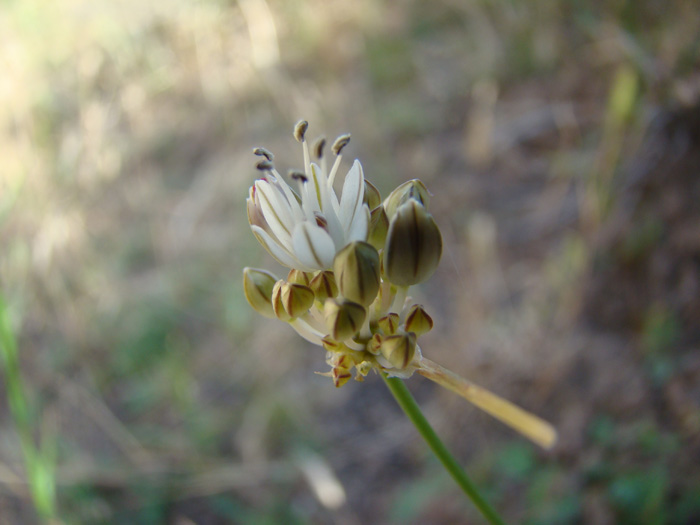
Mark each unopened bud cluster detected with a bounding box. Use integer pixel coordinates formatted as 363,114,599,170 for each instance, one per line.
244,121,442,386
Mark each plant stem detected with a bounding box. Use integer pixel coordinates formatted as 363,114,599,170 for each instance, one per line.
0,294,56,521
381,373,505,525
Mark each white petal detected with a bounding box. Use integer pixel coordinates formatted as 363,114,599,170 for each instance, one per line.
339,160,364,229
251,225,315,271
289,318,325,346
268,173,305,223
292,222,336,270
310,163,344,247
347,203,370,243
255,181,296,245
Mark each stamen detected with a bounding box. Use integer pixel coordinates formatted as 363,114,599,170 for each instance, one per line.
294,120,309,142
253,147,274,161
332,134,351,155
289,170,308,183
327,154,342,186
256,159,274,171
313,137,326,159
314,213,329,230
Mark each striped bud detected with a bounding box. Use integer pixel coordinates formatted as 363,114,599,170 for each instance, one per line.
324,299,367,341
279,282,314,318
368,206,389,251
404,304,433,336
367,333,383,355
363,179,382,210
377,313,400,335
309,271,338,302
384,200,442,286
243,268,278,318
333,241,380,306
383,179,430,220
287,269,311,286
380,331,417,370
271,280,291,322
332,366,353,387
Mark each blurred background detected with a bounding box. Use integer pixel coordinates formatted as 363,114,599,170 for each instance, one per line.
1,0,699,523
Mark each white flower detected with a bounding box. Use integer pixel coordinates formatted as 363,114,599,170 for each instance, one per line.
247,122,370,271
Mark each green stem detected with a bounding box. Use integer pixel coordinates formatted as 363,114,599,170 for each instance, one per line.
0,294,56,521
381,373,505,525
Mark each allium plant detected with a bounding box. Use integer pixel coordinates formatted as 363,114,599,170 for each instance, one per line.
244,121,556,523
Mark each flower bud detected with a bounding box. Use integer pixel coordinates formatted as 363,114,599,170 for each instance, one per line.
377,313,400,335
367,333,383,355
287,269,311,286
271,280,291,322
367,206,389,251
380,331,417,370
309,271,338,302
333,241,380,306
355,360,373,378
332,366,353,387
384,200,442,286
383,179,430,220
243,268,278,318
272,280,314,321
404,304,433,336
363,179,382,210
324,299,367,341
280,282,315,318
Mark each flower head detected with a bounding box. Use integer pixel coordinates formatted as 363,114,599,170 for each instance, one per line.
243,121,557,449
247,121,370,272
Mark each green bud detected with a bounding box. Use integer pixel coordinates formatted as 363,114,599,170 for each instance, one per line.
355,360,373,378
367,333,383,355
287,269,311,286
324,299,367,341
331,366,353,387
333,241,380,306
404,304,433,336
243,268,278,318
279,282,315,318
384,200,442,286
377,313,400,335
321,336,347,353
380,331,417,369
363,179,382,210
383,179,430,220
368,206,389,251
309,271,338,302
271,280,292,322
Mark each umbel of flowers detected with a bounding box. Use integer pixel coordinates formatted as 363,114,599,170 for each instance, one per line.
244,121,556,449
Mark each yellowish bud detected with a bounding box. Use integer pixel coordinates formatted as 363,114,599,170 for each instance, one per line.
243,267,278,319
287,269,311,286
404,304,433,336
324,299,367,341
355,360,373,377
383,179,430,220
367,333,383,355
309,271,338,302
332,366,353,387
377,313,400,335
333,241,380,306
271,280,291,322
368,206,389,251
363,179,382,210
380,331,417,370
279,282,315,318
384,200,442,286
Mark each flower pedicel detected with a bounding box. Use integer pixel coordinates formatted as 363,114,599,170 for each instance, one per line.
244,121,557,449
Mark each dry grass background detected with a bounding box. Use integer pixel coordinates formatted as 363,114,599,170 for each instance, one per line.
1,0,699,523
